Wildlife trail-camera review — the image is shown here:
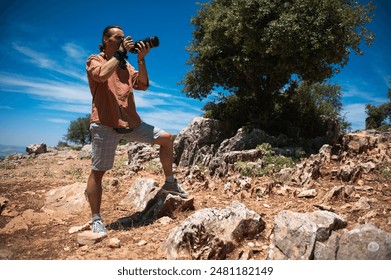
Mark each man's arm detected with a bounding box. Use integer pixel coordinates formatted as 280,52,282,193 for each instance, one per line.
136,41,150,86
96,57,121,82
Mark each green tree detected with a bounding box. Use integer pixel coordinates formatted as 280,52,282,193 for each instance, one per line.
271,81,350,138
64,114,91,146
365,80,391,130
182,0,375,136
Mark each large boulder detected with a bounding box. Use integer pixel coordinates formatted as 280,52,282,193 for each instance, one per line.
26,143,47,155
112,178,194,228
163,201,266,260
337,224,391,260
267,210,347,260
41,182,88,215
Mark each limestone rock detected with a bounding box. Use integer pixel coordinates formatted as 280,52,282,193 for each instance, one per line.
163,201,265,260
337,224,391,260
26,143,47,155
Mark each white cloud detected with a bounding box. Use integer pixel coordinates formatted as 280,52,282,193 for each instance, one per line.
342,82,387,104
12,43,55,68
47,118,69,124
12,43,87,82
149,80,178,91
41,104,91,114
141,108,201,134
0,106,13,110
342,103,366,131
62,42,88,62
0,72,90,104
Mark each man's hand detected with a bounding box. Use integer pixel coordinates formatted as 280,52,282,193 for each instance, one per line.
136,41,150,61
120,36,135,52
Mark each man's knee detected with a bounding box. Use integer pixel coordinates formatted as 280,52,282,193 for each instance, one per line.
89,170,106,181
154,132,173,146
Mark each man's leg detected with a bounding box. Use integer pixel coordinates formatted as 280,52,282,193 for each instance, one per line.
86,169,108,234
153,131,174,178
154,132,188,198
86,170,106,215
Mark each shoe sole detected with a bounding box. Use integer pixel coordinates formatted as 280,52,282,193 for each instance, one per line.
162,189,189,198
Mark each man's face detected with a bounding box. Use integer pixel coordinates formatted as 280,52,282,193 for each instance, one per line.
104,28,124,51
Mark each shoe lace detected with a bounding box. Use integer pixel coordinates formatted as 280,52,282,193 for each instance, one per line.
93,220,106,231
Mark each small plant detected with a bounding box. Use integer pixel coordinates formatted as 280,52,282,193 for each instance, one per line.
235,143,295,177
145,160,162,175
64,167,83,180
112,156,128,177
43,167,54,178
379,166,390,182
235,161,265,177
0,162,16,170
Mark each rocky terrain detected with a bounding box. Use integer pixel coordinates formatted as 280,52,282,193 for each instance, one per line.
0,117,390,260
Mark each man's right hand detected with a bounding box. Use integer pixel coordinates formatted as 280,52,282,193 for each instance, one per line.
120,36,135,52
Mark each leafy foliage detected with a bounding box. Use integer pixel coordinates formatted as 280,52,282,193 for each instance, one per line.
182,0,375,139
64,114,91,146
235,143,295,177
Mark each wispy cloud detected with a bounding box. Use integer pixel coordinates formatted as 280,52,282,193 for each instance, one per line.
342,103,366,131
47,118,69,124
12,42,87,82
0,72,90,104
149,80,179,91
341,82,387,104
62,43,88,62
141,108,201,134
0,106,13,110
12,43,55,68
41,104,91,114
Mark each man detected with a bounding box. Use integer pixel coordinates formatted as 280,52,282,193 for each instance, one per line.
86,25,188,235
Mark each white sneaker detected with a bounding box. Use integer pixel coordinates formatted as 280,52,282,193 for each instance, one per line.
92,219,107,236
162,179,189,198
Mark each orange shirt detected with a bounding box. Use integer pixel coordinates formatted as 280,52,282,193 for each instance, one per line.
86,53,149,128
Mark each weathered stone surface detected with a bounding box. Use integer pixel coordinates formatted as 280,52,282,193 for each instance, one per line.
42,182,88,215
127,143,159,172
113,178,194,229
108,238,121,248
77,231,106,246
337,224,391,260
120,178,160,212
0,209,63,234
267,210,347,260
163,201,265,260
313,231,341,260
26,143,47,155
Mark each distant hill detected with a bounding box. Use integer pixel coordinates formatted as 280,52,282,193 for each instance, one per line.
0,144,26,159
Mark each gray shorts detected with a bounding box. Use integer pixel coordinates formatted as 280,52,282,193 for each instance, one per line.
90,122,164,171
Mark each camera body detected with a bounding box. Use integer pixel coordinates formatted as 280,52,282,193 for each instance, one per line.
129,36,159,54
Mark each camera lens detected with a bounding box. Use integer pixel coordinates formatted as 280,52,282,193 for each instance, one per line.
130,36,159,53
145,36,159,48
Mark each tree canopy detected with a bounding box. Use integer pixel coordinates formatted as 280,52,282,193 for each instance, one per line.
182,0,375,139
64,114,91,146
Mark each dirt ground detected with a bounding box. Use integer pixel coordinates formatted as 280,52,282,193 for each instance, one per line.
0,146,390,260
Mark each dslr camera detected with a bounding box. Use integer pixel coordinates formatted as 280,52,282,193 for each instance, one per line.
129,36,159,54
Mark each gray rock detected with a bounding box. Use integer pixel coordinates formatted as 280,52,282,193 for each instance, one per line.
26,143,47,155
112,178,194,229
79,144,92,159
42,182,88,215
163,201,265,260
267,210,347,260
337,224,391,260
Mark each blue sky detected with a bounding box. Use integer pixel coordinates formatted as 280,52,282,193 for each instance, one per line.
0,0,390,147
